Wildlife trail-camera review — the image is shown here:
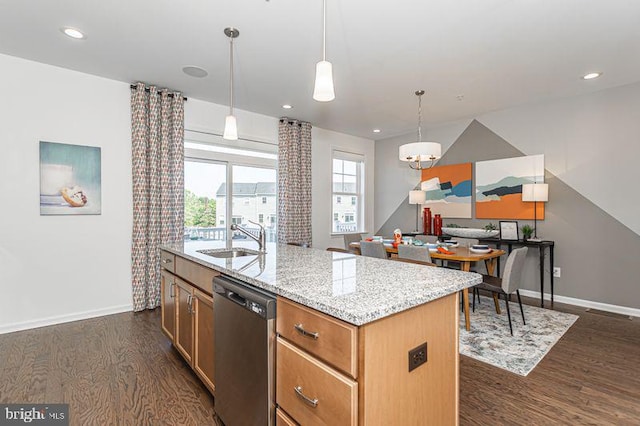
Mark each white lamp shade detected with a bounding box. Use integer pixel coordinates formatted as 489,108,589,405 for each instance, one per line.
223,115,238,140
409,190,426,205
313,60,335,102
522,183,549,202
399,142,442,162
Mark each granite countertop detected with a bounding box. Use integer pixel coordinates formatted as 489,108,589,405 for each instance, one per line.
161,240,482,326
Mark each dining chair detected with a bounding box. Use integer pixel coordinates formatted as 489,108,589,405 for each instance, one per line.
343,233,364,251
473,247,528,335
359,241,388,259
326,247,352,253
397,244,433,263
414,235,439,244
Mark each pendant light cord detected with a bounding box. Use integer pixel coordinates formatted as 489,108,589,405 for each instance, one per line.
417,93,422,142
229,35,234,115
322,0,327,61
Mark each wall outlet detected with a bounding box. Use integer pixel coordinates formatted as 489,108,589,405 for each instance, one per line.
553,267,561,278
408,342,428,372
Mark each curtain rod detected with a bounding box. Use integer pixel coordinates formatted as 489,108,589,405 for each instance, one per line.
130,84,187,101
279,117,309,127
186,129,277,146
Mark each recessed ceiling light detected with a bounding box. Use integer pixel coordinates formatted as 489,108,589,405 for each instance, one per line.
61,27,86,40
282,104,293,109
582,72,602,80
373,129,381,133
182,66,208,78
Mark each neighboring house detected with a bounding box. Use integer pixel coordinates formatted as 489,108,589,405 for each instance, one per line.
216,182,277,228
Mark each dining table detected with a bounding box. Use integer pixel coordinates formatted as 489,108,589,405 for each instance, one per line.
349,241,506,331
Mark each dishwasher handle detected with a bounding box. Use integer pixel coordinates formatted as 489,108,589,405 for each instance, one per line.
227,291,247,307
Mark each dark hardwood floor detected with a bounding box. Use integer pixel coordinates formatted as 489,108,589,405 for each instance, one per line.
0,298,638,425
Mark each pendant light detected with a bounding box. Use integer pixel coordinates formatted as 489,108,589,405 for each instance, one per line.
223,27,239,140
313,0,335,102
399,90,441,170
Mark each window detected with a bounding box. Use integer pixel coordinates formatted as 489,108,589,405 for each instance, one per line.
184,130,278,244
332,150,364,233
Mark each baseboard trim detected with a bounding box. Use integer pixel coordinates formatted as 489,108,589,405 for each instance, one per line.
518,290,640,318
0,304,134,335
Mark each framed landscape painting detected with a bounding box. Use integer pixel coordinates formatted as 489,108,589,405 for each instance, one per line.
421,163,472,218
40,141,102,215
475,154,544,219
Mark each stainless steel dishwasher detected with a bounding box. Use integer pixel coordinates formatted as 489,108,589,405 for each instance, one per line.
213,275,276,426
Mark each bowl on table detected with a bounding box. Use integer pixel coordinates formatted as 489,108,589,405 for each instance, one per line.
469,244,491,254
426,243,439,252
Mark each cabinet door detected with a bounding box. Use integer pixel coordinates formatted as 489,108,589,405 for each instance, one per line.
160,270,176,341
193,289,215,394
175,278,194,364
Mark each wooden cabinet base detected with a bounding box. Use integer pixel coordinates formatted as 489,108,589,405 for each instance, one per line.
161,250,219,397
276,292,459,426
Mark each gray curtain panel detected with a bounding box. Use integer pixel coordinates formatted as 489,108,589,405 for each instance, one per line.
277,119,312,246
131,82,185,311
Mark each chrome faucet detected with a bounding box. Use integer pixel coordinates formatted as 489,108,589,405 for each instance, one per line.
230,220,266,253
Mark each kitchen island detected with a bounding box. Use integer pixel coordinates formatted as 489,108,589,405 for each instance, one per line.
160,241,481,425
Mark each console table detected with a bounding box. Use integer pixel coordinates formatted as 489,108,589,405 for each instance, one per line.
477,238,555,308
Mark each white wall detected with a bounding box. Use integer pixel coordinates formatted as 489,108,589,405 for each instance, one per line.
479,81,640,235
0,54,374,333
0,54,133,333
375,82,640,235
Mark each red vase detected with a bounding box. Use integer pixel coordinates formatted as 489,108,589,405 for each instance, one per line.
433,214,442,236
423,207,432,235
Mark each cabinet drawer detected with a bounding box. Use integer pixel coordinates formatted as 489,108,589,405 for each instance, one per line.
276,297,357,378
276,338,357,426
275,408,298,426
160,250,175,273
175,256,219,295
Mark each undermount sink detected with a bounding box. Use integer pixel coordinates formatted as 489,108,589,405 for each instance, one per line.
197,248,261,259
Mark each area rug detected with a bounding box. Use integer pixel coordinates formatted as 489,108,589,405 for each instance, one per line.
459,298,579,376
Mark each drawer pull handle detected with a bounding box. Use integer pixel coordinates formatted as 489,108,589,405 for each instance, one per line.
294,323,319,339
294,386,319,408
162,258,173,264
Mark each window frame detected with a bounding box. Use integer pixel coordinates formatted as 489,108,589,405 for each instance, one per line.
331,149,365,235
184,129,277,246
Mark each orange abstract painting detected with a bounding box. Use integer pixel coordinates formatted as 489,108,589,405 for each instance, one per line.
421,163,472,218
475,155,545,220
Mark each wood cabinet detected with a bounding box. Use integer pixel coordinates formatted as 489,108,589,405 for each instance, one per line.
175,278,194,364
276,293,460,426
193,289,215,394
160,269,176,341
160,250,219,395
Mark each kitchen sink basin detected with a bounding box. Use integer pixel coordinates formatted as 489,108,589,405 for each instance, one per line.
197,248,261,258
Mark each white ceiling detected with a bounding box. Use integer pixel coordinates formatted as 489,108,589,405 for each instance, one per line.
1,0,639,139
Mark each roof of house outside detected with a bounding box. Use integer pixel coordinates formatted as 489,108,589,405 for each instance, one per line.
216,182,276,197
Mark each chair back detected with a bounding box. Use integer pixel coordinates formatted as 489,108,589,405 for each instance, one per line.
343,233,364,249
415,235,438,244
501,247,528,294
397,244,432,263
359,241,388,259
456,237,479,247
